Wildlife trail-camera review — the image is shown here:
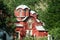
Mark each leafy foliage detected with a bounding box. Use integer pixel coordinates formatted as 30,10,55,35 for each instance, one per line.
0,0,16,34
24,36,47,40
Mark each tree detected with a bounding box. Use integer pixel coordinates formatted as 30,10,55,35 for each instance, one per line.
0,0,16,34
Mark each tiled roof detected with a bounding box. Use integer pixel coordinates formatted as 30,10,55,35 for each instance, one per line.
15,23,23,27
36,26,45,31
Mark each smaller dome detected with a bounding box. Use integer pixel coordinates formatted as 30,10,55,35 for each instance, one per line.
16,5,30,10
30,10,36,14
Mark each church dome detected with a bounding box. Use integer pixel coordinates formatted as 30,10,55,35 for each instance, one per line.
16,5,30,10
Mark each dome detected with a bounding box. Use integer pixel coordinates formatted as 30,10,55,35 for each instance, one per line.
16,5,30,10
30,10,36,14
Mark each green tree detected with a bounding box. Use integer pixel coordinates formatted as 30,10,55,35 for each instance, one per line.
0,0,16,34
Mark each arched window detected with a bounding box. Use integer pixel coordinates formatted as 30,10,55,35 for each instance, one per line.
17,8,25,17
25,8,30,16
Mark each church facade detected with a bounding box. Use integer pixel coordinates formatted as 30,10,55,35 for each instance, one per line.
14,5,48,40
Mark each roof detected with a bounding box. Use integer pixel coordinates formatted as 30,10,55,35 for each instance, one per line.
22,16,28,21
16,16,28,21
30,10,36,14
35,26,45,31
36,19,40,22
16,5,30,10
16,18,21,21
15,23,23,27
